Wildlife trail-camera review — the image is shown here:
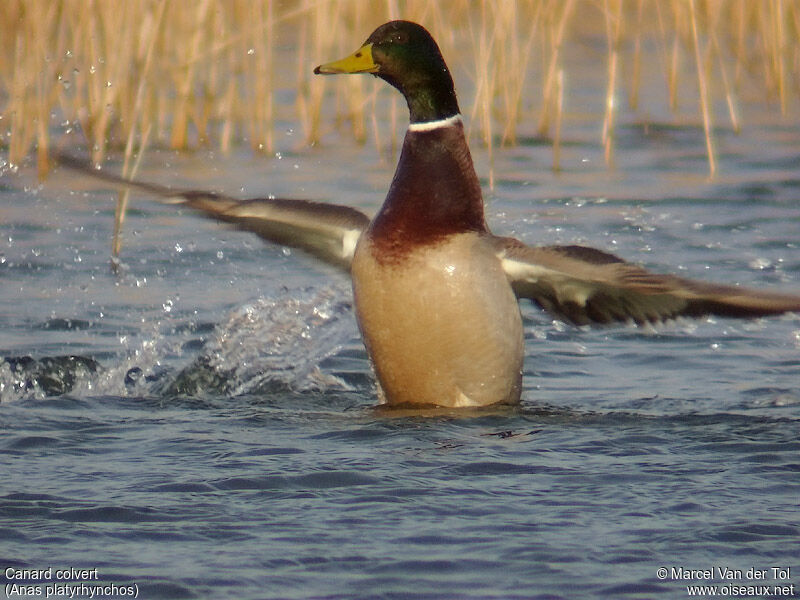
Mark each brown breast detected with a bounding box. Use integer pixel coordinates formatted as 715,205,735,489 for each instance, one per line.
351,232,524,407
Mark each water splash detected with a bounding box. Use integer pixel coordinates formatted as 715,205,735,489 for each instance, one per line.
0,355,102,401
0,285,357,402
161,285,356,397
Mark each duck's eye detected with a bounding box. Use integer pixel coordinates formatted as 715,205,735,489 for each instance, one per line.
391,32,408,44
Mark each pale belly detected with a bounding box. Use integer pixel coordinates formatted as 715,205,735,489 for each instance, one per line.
351,232,524,407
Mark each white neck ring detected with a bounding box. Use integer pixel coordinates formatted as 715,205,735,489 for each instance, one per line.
407,114,462,133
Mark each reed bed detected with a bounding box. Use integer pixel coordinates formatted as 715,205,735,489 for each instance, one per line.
1,0,799,179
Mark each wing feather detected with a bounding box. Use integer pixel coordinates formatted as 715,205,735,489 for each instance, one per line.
495,237,800,325
56,154,368,270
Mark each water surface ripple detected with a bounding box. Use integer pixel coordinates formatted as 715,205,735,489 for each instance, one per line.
2,107,800,598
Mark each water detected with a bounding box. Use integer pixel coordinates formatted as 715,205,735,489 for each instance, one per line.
3,59,800,600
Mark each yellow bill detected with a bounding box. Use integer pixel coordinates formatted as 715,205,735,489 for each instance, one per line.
314,43,379,75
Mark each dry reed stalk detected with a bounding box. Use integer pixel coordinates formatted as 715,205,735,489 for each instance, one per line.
651,1,671,107
86,2,132,163
7,32,31,168
468,1,495,147
629,0,645,111
169,0,213,150
219,72,237,154
389,94,400,160
668,5,683,113
213,6,237,155
32,2,58,178
755,3,779,104
688,0,716,179
244,0,275,153
602,0,622,169
537,0,575,138
112,125,151,261
791,4,800,99
296,0,340,145
2,0,800,181
706,2,740,133
771,0,788,115
732,0,748,89
369,89,383,162
553,68,564,173
110,1,164,259
490,1,541,147
5,0,58,174
195,8,221,147
294,7,312,142
465,2,495,188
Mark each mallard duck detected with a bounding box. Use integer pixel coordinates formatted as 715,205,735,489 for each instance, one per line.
59,20,800,408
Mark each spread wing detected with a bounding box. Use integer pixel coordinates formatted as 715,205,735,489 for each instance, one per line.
495,237,800,325
56,154,369,271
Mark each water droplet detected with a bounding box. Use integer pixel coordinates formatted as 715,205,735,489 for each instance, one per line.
749,257,772,271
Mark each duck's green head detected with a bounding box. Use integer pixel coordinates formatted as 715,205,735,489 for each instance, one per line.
314,20,460,124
